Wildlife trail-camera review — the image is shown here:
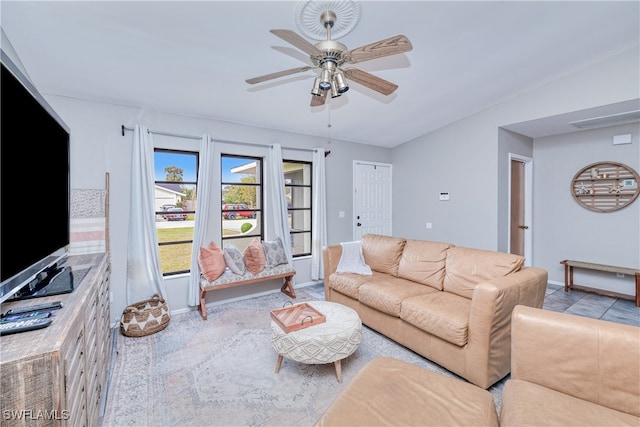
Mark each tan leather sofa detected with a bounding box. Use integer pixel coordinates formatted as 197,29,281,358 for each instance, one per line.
315,305,640,426
322,233,548,388
500,305,640,426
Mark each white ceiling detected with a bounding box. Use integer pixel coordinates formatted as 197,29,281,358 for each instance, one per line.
1,1,639,148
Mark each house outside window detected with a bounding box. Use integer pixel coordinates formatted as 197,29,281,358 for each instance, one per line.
154,149,198,275
284,160,311,257
221,154,263,252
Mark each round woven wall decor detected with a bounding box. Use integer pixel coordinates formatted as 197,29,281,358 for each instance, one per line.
570,161,640,212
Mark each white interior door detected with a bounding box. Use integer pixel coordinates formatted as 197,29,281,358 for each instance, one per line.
353,161,392,240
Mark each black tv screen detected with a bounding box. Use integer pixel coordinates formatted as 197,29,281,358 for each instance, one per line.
1,51,70,303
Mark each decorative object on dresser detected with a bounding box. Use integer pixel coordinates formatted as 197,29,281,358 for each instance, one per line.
571,161,639,212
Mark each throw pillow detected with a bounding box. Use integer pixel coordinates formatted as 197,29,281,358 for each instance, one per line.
223,245,246,275
262,237,288,267
198,241,226,282
244,238,266,275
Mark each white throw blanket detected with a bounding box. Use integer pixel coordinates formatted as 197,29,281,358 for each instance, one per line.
337,241,372,275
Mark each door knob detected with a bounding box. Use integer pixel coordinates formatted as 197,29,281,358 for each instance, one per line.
518,225,529,229
357,222,361,227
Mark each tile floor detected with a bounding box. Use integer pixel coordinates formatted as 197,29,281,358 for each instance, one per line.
542,283,639,327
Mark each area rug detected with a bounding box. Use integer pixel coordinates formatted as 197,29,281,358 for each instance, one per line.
101,287,504,426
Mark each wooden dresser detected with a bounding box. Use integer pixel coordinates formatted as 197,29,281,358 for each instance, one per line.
1,253,111,427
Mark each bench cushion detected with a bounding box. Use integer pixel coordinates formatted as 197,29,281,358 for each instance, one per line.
200,263,295,287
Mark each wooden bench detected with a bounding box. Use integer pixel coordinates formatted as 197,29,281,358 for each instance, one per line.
198,267,296,320
560,260,640,306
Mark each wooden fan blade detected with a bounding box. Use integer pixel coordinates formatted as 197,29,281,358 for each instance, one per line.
310,90,327,107
343,35,413,64
270,29,323,57
343,68,398,95
246,66,313,84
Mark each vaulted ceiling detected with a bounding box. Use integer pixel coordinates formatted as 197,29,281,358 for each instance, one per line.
1,1,638,147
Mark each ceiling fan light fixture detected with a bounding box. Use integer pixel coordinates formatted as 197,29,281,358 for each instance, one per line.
319,67,332,90
330,81,341,98
311,77,322,96
334,71,349,93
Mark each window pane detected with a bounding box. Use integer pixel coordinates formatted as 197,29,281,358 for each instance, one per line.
154,151,198,182
283,162,310,185
291,232,311,256
222,156,261,184
290,209,311,232
158,242,193,274
289,187,311,209
222,212,262,238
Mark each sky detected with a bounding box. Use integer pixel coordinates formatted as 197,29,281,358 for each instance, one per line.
154,151,253,182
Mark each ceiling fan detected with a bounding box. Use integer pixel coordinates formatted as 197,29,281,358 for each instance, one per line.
246,10,413,107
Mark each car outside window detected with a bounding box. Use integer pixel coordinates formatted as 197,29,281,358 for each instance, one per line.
221,154,263,252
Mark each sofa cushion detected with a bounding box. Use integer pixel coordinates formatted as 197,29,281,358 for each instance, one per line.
328,272,376,299
358,276,437,317
361,234,406,276
397,239,453,290
500,379,640,427
443,247,525,299
401,292,471,346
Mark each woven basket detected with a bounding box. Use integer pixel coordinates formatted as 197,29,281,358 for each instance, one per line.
120,293,170,337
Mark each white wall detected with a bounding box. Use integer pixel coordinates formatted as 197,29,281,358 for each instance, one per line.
391,46,639,297
533,124,639,295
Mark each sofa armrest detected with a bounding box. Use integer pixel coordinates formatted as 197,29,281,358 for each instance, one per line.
511,305,640,417
322,245,343,300
465,267,548,388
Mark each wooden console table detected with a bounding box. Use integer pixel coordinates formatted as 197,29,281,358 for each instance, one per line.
560,260,640,306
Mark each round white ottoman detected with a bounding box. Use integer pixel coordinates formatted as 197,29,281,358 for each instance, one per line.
270,301,362,383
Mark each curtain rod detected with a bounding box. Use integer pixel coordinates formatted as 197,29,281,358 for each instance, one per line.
121,125,330,156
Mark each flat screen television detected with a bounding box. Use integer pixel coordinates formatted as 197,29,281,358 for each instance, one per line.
0,50,71,304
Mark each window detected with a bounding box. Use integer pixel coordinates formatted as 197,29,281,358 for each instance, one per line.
284,160,312,257
154,149,198,275
221,154,263,252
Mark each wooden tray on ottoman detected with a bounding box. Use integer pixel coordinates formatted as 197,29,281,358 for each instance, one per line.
270,303,326,333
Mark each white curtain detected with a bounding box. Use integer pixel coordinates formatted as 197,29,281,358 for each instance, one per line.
188,134,214,306
268,144,293,264
126,125,165,304
311,148,327,280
